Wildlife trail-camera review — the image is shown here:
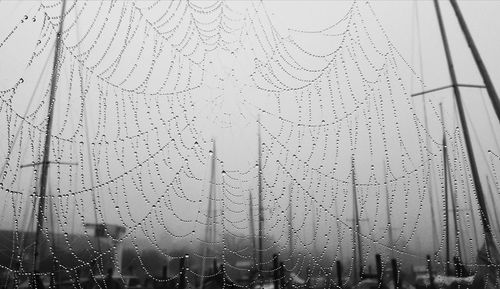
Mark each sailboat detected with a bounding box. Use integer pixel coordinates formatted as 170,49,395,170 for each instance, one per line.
249,117,274,289
411,0,500,287
2,1,135,288
8,1,73,287
198,141,237,289
413,104,473,288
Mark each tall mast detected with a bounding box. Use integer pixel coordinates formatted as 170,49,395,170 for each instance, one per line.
448,0,500,124
415,0,441,257
33,0,67,272
445,152,463,265
433,0,496,258
199,141,217,289
422,97,441,257
248,190,257,265
465,178,480,254
440,104,452,276
351,157,363,281
383,159,394,259
312,199,317,255
288,184,293,259
210,142,217,253
257,116,264,283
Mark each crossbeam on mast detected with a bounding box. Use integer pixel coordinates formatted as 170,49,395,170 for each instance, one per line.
20,161,77,169
411,84,485,97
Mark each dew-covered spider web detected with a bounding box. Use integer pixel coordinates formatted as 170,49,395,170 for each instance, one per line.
1,1,500,288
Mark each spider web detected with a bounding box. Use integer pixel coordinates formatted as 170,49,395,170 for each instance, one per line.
0,1,499,288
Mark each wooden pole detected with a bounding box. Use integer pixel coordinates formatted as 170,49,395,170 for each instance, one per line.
448,0,500,125
433,0,496,265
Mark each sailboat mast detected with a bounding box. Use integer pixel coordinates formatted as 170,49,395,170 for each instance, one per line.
440,104,452,276
465,178,480,253
33,0,67,272
383,160,394,259
448,0,500,124
351,157,363,280
288,184,293,259
211,143,217,251
312,200,317,255
446,154,463,264
249,190,257,265
432,0,495,252
199,141,217,289
257,117,264,281
421,99,441,256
